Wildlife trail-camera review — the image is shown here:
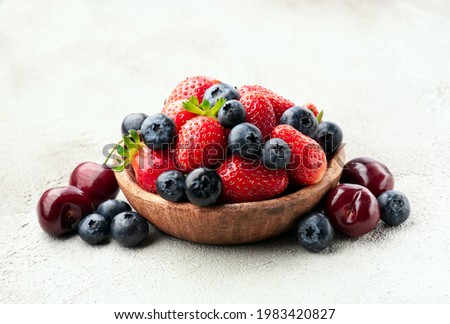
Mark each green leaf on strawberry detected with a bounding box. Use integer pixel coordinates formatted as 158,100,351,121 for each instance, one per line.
182,98,205,115
116,144,126,157
181,96,226,119
199,99,211,112
104,130,145,172
129,129,140,143
207,98,226,117
317,110,324,123
113,164,125,172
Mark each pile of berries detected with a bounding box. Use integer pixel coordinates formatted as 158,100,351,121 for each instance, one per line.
116,76,343,207
117,76,411,252
36,75,411,252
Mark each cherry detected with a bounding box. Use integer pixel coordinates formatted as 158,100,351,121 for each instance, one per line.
340,157,394,197
69,162,119,208
325,183,380,237
37,186,94,236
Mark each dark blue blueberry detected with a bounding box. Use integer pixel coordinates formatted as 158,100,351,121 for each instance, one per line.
378,190,410,226
296,212,334,253
121,113,149,135
315,121,343,158
218,100,246,128
156,170,186,202
96,199,132,223
111,211,149,247
140,113,175,150
261,138,291,170
203,82,240,107
280,106,319,138
185,168,222,206
78,213,110,245
228,122,263,159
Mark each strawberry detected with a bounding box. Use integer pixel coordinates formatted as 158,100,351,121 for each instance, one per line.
240,84,294,123
217,155,289,203
239,91,276,139
271,124,327,185
166,76,220,105
131,146,177,193
175,97,227,172
162,99,197,132
302,103,319,117
105,130,177,193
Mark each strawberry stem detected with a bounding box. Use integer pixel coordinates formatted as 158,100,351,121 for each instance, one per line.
104,129,145,172
103,139,124,166
317,110,324,123
206,98,226,117
182,100,205,115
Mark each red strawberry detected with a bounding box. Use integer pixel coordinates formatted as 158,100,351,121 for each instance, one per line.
162,99,197,132
302,103,319,117
240,84,294,123
106,129,177,194
217,155,289,203
239,91,276,139
166,76,220,105
131,146,177,193
176,116,227,172
272,125,327,185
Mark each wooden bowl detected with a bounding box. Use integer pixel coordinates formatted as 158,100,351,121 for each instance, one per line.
115,148,345,245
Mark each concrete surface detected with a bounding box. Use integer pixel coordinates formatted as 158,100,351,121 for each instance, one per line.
1,0,450,304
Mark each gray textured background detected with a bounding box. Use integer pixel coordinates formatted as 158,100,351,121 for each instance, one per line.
1,0,450,303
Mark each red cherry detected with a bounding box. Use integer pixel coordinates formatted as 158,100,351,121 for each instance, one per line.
37,186,94,236
340,157,394,197
69,162,119,208
325,183,380,237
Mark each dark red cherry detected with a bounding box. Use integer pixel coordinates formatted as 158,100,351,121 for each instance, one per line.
69,162,119,208
325,183,380,237
37,186,94,236
340,157,394,197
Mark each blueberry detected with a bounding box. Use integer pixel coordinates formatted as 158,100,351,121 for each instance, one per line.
261,138,291,170
156,170,186,202
78,213,110,245
228,122,263,159
121,113,149,136
96,199,132,223
185,168,222,206
140,113,175,150
377,190,410,226
203,83,240,107
296,212,334,252
315,121,343,158
111,211,149,247
280,106,318,138
218,100,246,128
